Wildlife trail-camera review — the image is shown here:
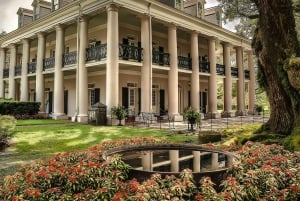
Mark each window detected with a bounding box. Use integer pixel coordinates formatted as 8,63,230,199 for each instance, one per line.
197,2,203,18
176,0,182,9
34,6,39,20
129,89,135,106
53,0,59,10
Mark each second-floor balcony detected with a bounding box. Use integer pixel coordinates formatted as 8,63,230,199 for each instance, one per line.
15,65,22,76
231,67,238,77
216,64,225,76
152,51,170,66
28,62,37,74
245,70,250,79
178,56,192,70
119,44,143,62
3,69,9,78
199,61,210,73
63,51,77,66
86,44,107,62
43,57,55,70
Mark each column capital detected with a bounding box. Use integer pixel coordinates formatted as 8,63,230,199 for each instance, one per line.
55,24,65,31
234,46,244,51
221,41,231,48
190,30,199,36
246,49,254,55
167,23,177,30
106,4,119,12
9,44,16,49
208,36,217,42
36,32,45,39
79,15,89,23
22,38,30,44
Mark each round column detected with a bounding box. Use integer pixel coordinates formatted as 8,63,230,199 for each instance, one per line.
141,151,153,171
248,50,255,114
169,150,179,172
207,37,218,118
8,44,16,99
236,46,245,116
191,32,200,111
141,15,152,113
193,151,201,172
222,42,232,117
168,24,181,120
20,39,30,101
106,4,119,116
53,25,65,119
0,48,5,98
36,32,46,113
77,17,89,123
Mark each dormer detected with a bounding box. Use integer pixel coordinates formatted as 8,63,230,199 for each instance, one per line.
183,0,205,18
17,8,33,28
204,6,223,27
32,0,52,21
52,0,75,11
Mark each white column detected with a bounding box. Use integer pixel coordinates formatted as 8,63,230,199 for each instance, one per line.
106,4,119,115
211,153,218,170
191,32,200,111
141,151,153,171
248,50,255,114
236,46,245,116
193,151,201,172
53,25,66,119
227,155,234,167
207,37,219,118
169,150,179,172
168,25,182,121
77,17,89,123
222,42,232,117
36,32,45,113
141,15,152,113
0,48,5,98
8,44,16,99
20,39,30,101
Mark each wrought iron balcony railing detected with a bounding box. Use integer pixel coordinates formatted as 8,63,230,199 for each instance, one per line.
178,56,191,69
119,44,142,62
28,62,37,74
216,64,225,75
15,65,22,76
86,44,107,62
152,51,170,66
231,67,238,77
43,57,55,70
244,70,250,79
63,51,77,66
3,69,9,78
199,61,210,73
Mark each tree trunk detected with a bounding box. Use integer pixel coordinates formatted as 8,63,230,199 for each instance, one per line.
253,0,300,134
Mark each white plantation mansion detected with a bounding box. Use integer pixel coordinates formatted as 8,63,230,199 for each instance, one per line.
0,0,255,123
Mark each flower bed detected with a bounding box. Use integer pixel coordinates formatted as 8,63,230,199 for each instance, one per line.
0,138,300,200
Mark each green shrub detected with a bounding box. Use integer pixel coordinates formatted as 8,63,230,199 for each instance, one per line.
183,107,201,131
111,105,127,126
0,102,40,116
0,115,16,151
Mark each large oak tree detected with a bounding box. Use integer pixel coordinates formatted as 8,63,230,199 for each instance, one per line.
218,0,300,134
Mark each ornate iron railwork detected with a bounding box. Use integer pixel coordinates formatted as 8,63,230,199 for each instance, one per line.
231,67,238,77
63,51,77,66
3,69,9,78
216,64,225,75
178,56,191,69
152,51,170,66
244,70,250,79
28,62,36,74
15,65,22,76
43,57,55,70
86,44,107,61
199,60,210,73
119,44,142,62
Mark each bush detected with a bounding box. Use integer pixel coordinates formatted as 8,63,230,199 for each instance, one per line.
0,115,16,151
183,107,201,131
0,102,40,116
111,106,127,126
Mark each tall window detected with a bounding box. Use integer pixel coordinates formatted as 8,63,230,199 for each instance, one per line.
197,2,203,18
129,89,135,106
34,6,39,20
176,0,182,10
53,0,59,10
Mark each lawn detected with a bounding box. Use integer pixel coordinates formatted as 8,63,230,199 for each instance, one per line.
1,119,199,183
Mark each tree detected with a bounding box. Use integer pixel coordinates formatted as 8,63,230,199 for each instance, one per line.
218,0,300,135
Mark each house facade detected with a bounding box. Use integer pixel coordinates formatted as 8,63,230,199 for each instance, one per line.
0,0,255,123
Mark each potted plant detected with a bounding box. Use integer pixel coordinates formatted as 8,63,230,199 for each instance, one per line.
183,107,201,131
111,106,127,126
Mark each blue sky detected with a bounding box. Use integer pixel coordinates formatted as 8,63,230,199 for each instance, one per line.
0,0,220,33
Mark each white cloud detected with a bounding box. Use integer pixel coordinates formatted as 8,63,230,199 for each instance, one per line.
0,0,34,33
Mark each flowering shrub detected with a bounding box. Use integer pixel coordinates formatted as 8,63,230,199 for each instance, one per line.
1,139,300,200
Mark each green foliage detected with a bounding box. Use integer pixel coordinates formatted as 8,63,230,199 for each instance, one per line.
0,115,16,150
0,101,40,116
183,107,201,131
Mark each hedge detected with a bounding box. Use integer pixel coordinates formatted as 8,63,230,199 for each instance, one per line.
0,102,40,115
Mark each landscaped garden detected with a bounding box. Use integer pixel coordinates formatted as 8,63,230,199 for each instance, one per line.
0,117,300,200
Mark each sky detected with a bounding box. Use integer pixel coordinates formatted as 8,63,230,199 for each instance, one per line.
0,0,221,33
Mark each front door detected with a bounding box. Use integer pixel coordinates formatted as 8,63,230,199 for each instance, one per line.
200,91,207,113
159,89,165,115
64,90,68,115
